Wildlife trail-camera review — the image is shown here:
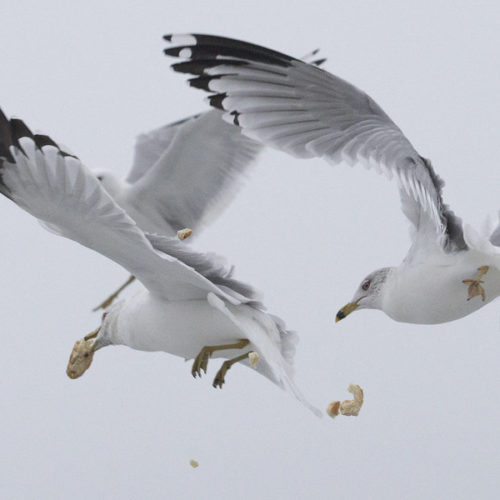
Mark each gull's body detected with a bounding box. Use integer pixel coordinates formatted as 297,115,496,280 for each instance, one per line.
96,292,286,377
0,109,319,416
383,248,500,324
108,296,242,355
164,33,500,325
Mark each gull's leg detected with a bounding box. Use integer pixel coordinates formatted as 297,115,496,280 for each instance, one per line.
93,275,136,312
191,339,249,378
212,352,251,389
462,266,489,302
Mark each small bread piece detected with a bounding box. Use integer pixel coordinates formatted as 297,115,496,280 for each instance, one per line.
66,338,95,379
177,228,193,240
326,400,340,418
326,384,364,418
248,351,260,368
189,459,199,468
340,384,364,416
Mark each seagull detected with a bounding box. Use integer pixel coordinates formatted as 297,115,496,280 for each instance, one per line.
68,49,325,311
93,109,261,237
0,108,320,416
93,44,326,239
88,109,263,309
163,33,500,325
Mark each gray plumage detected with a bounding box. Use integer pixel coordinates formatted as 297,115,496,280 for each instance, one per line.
164,34,468,257
146,233,260,303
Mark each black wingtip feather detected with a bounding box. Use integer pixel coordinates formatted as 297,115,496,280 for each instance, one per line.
33,134,77,158
0,108,15,163
208,93,227,110
0,108,14,197
164,34,294,67
189,74,234,91
172,58,248,76
164,46,184,57
0,108,79,201
187,34,294,63
33,134,60,150
312,58,327,67
10,118,34,153
188,76,212,91
230,110,240,126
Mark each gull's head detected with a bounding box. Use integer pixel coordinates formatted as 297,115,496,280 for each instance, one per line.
336,267,392,322
92,169,123,198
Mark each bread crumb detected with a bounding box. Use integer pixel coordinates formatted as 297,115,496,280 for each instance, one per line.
326,384,364,418
248,351,260,368
66,338,95,379
326,400,340,418
340,384,364,416
189,459,199,468
177,228,193,240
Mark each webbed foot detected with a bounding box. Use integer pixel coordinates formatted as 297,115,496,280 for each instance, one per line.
462,266,489,302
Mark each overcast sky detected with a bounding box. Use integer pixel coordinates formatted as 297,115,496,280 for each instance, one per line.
2,1,500,499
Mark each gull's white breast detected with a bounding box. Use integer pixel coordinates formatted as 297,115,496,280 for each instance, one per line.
109,290,255,360
382,250,500,324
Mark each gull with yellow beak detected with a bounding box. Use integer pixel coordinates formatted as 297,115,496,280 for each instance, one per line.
163,33,500,326
0,108,320,416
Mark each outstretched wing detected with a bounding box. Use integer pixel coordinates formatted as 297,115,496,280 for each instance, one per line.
0,108,246,303
127,114,199,184
125,110,263,232
164,34,467,258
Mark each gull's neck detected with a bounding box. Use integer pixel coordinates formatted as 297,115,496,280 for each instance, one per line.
94,302,124,349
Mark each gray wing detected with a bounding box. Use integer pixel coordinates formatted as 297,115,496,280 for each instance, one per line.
126,109,262,232
146,233,261,303
164,34,467,256
127,113,201,183
0,107,247,303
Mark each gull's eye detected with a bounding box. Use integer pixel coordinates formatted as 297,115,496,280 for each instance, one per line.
361,279,371,291
97,175,104,181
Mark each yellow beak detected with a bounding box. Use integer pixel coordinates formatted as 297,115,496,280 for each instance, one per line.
335,301,359,322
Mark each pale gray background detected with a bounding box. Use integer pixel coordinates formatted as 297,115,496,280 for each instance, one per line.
1,1,500,499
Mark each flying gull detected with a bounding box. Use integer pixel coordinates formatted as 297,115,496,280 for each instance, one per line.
0,108,320,416
92,44,326,240
77,48,325,310
164,33,500,325
89,109,263,309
